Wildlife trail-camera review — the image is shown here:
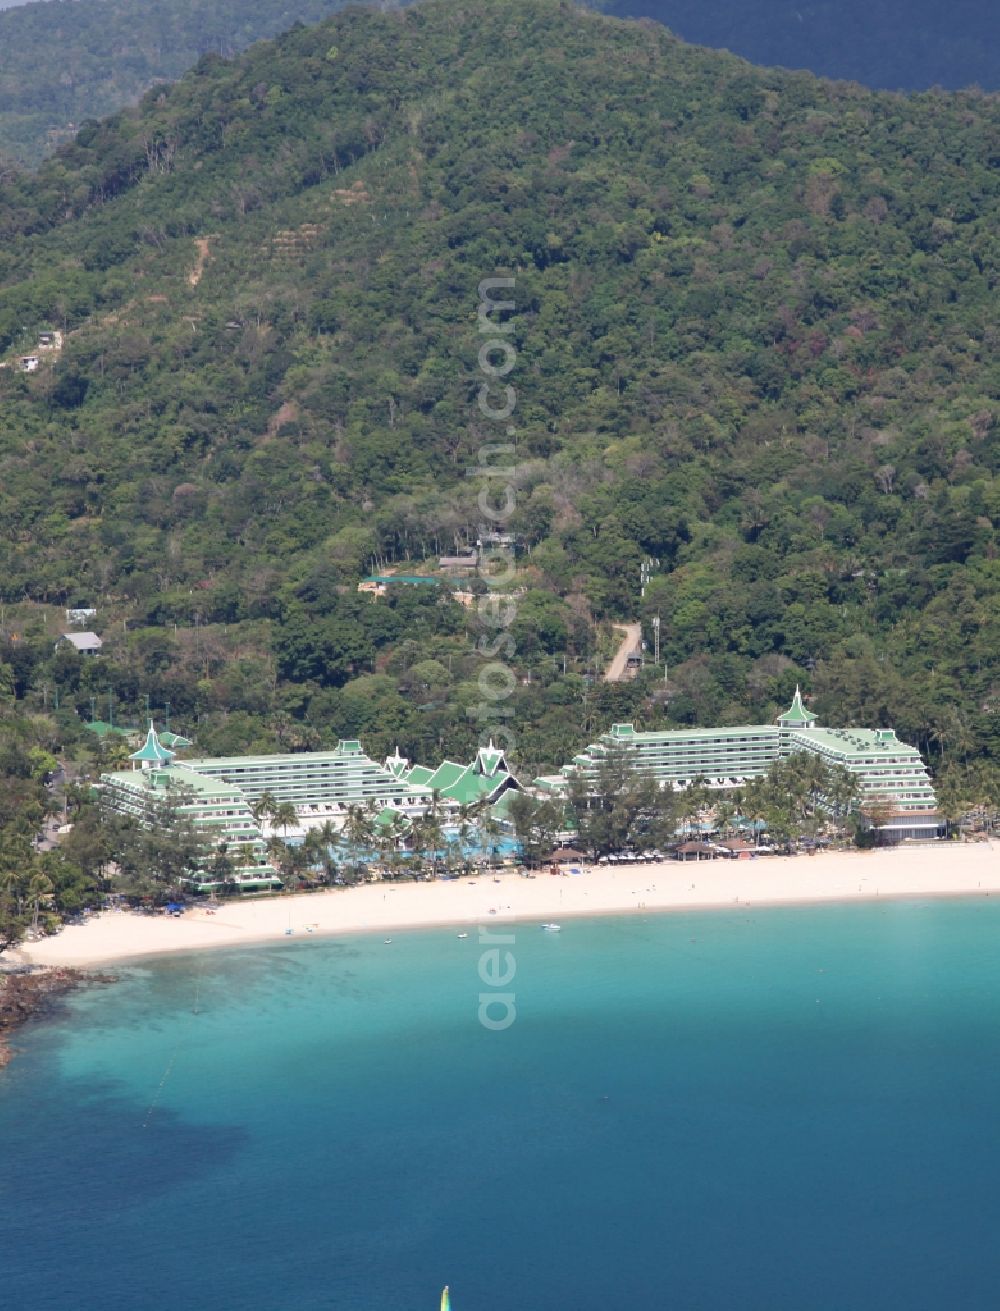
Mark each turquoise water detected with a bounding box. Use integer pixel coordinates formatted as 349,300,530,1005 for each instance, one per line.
5,901,1000,1310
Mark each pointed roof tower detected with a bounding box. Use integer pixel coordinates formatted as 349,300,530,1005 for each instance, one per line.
475,740,506,777
778,686,817,727
129,721,176,768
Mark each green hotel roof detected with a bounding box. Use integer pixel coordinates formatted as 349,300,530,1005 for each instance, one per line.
778,686,817,724
531,775,567,792
424,761,468,793
373,807,411,830
490,789,518,818
85,720,137,739
130,722,175,764
476,744,505,777
605,724,778,743
103,762,248,800
183,741,377,769
394,745,518,807
798,727,919,759
159,730,193,749
439,768,496,807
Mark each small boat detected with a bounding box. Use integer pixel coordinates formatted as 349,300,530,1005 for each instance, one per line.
384,938,393,944
541,923,561,932
441,1287,451,1311
457,932,468,939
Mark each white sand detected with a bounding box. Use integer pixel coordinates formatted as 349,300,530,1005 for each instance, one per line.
16,842,1000,968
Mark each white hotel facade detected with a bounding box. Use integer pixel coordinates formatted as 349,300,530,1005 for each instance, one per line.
534,690,941,841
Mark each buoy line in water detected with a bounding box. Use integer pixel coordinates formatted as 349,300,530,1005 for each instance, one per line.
142,954,206,1127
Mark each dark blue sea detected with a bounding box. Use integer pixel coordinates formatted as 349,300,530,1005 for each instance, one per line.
5,902,1000,1310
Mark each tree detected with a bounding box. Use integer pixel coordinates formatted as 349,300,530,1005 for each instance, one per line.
314,819,342,883
25,870,53,933
508,793,563,868
826,765,860,838
410,795,445,876
341,804,374,876
251,791,279,827
477,805,506,868
857,794,897,847
271,800,299,838
568,745,672,857
266,835,295,885
206,848,236,888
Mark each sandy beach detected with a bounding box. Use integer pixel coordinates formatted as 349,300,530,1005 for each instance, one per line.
10,841,998,968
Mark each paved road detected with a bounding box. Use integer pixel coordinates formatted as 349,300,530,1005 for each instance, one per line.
604,622,642,682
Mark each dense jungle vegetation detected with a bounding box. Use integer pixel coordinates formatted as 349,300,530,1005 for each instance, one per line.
3,0,995,169
0,0,997,836
0,0,355,165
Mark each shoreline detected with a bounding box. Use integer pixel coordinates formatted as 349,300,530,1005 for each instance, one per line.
11,842,1000,969
0,967,117,1068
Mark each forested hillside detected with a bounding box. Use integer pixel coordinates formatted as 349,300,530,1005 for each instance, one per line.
0,0,997,810
3,0,995,172
0,0,356,165
597,0,1000,92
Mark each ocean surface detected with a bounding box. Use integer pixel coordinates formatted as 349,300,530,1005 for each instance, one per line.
598,0,1000,91
5,901,1000,1310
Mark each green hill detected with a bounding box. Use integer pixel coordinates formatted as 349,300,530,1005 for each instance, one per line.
0,0,996,801
0,0,357,166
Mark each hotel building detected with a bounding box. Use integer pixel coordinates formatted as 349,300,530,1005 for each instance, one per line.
99,725,279,888
534,690,941,840
181,739,435,829
99,729,520,878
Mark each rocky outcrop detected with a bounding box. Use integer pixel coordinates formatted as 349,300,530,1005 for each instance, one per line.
0,967,117,1068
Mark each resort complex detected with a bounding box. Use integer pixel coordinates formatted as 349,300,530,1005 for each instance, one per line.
533,690,941,841
99,692,940,879
98,729,524,881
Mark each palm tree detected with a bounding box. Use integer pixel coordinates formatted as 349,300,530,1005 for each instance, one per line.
712,799,737,840
266,835,290,884
342,805,374,875
738,778,769,847
478,806,505,869
298,829,325,884
272,801,298,839
826,765,860,838
315,819,341,884
679,776,708,836
376,812,411,880
251,790,279,828
413,794,445,876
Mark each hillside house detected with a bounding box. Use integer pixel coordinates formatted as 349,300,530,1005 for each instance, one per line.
57,631,103,655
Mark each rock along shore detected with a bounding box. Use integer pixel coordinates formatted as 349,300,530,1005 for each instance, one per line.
0,965,117,1069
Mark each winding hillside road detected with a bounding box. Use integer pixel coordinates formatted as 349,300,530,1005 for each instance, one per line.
604,623,642,682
